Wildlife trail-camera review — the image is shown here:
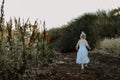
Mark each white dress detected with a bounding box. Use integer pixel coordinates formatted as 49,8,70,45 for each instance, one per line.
76,39,89,64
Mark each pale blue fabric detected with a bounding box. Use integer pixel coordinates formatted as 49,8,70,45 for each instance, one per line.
76,40,89,64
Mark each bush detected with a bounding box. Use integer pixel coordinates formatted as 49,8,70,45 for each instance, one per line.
50,9,120,52
98,38,120,56
59,13,98,52
0,18,54,74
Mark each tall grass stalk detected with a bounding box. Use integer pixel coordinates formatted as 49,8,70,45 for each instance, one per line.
19,18,29,73
0,0,5,53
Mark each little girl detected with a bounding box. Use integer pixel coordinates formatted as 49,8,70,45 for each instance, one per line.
76,31,91,70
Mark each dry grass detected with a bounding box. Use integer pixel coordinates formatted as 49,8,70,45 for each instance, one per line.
98,38,120,56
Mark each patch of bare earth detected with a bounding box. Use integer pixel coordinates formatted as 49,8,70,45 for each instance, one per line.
36,51,120,80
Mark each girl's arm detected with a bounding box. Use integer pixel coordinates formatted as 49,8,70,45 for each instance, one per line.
85,40,91,49
76,40,80,50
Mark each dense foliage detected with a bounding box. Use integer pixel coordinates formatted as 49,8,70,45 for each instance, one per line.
50,9,120,52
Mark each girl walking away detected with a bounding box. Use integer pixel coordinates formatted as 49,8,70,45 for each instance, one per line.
76,31,91,70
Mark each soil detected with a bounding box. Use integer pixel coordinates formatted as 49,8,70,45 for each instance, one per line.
36,51,120,80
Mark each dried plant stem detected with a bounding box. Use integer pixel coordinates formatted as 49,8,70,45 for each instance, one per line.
0,0,5,53
20,20,28,74
42,21,46,57
35,33,40,67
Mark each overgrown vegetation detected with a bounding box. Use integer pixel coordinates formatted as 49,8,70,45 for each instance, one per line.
0,19,54,79
50,9,120,52
98,38,120,56
0,0,120,79
0,0,54,79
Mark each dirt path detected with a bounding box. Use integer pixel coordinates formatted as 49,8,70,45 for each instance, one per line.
37,51,120,80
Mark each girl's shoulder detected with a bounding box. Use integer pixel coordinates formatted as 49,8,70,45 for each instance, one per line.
80,39,88,43
80,39,86,41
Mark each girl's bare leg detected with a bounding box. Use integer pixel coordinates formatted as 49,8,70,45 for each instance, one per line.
85,64,88,67
81,64,84,70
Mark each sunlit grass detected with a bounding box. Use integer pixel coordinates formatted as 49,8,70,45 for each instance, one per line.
99,38,120,56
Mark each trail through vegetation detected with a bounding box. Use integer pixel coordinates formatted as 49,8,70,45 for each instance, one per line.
35,51,120,80
1,51,118,80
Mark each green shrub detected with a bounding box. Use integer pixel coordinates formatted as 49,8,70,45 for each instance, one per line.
50,9,120,52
